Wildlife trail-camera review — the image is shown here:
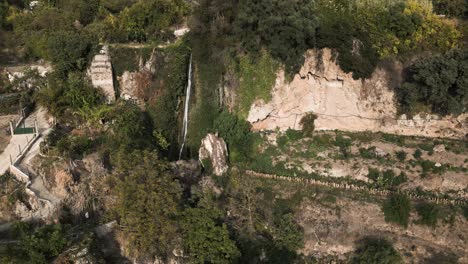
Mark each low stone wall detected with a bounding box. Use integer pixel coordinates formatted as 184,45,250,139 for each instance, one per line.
245,170,467,206
9,164,29,184
8,132,55,221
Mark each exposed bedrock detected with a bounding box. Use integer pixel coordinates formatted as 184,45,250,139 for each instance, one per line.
247,49,467,139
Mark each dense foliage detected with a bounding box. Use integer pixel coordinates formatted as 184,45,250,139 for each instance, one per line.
213,111,254,162
192,0,461,79
181,199,240,263
397,49,468,116
432,0,468,17
4,222,67,263
111,150,182,258
37,72,105,122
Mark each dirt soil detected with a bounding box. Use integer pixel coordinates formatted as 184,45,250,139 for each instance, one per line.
0,114,17,153
297,193,468,263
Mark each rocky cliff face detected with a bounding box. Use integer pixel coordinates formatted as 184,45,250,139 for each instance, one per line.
247,49,467,139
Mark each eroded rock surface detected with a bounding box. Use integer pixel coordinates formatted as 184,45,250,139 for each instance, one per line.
248,49,467,139
119,49,157,103
199,134,229,176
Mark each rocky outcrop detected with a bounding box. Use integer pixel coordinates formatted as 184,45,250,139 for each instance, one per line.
119,49,157,103
89,46,116,103
199,134,229,176
247,49,468,139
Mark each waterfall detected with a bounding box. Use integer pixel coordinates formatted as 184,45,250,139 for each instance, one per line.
179,54,192,159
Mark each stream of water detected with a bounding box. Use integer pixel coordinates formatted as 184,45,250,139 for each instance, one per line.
179,54,192,159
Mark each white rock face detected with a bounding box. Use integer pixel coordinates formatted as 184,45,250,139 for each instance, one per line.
199,134,229,176
247,49,467,139
89,46,115,103
174,27,190,38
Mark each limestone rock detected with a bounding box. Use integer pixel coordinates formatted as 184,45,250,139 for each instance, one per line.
247,48,468,139
199,134,229,176
374,147,387,158
88,46,115,103
174,27,190,38
433,144,446,153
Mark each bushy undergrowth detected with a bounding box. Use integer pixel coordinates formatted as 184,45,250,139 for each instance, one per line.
382,193,411,227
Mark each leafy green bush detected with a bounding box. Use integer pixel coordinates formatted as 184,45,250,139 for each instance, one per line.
395,151,407,162
37,72,104,122
367,169,407,188
300,113,318,137
416,203,439,227
235,0,318,74
213,111,253,162
335,135,353,159
413,149,422,159
181,206,240,264
382,193,411,227
360,147,377,159
351,237,403,264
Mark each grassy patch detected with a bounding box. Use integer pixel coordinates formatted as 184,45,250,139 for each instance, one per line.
109,46,155,76
236,52,279,118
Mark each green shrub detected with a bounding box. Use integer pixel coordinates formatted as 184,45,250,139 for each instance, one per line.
382,134,405,146
351,237,403,264
300,113,318,137
272,213,304,252
413,149,422,159
382,193,411,227
416,203,439,227
395,151,407,162
393,172,408,187
367,169,406,188
214,111,253,162
335,135,353,159
367,168,380,182
360,147,377,159
285,129,303,141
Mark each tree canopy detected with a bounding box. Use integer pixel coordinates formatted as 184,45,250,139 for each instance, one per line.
111,150,182,258
397,49,468,116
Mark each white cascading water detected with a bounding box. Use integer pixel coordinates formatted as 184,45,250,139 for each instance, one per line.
179,54,192,159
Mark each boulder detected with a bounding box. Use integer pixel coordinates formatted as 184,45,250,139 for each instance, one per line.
198,134,229,176
433,144,446,153
374,147,387,158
